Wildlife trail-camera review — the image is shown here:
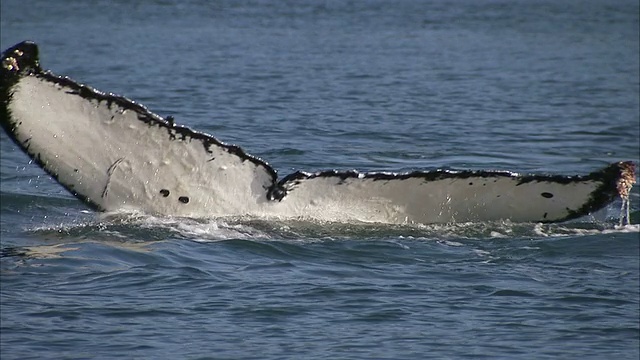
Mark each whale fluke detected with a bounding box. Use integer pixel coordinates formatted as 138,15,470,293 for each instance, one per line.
1,41,636,225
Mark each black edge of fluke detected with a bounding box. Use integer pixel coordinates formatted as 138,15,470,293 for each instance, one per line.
2,42,279,181
0,40,283,209
0,41,636,223
0,41,102,210
277,161,636,222
1,41,40,130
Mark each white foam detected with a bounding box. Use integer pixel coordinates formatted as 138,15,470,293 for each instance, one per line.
604,224,640,234
20,206,639,250
98,212,270,242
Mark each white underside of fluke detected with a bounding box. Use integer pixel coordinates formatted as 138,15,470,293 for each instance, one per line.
3,74,622,224
276,175,598,223
8,76,276,217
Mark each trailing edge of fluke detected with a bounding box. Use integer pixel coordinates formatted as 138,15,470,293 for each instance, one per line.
0,41,636,225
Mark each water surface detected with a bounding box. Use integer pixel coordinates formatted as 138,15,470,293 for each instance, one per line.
1,0,639,359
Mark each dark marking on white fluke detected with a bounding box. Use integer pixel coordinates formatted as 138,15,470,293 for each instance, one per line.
541,192,554,199
1,41,637,224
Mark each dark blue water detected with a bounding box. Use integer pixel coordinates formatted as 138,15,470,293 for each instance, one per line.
1,0,639,359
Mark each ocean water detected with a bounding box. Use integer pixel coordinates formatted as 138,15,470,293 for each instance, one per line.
1,0,639,359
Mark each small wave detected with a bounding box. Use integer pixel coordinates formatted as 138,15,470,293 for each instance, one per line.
490,289,536,297
555,295,633,306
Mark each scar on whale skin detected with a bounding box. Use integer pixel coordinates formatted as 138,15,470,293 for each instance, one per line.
101,157,125,198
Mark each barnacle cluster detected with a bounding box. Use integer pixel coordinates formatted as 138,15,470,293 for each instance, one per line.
2,49,23,71
617,161,636,200
617,161,636,226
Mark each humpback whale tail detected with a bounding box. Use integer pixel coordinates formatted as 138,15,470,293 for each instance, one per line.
1,41,636,225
